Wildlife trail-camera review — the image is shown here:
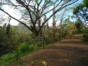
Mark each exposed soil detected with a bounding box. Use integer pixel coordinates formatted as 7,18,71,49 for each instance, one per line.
11,38,88,66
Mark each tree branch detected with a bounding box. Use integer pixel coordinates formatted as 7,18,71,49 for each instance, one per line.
0,8,32,31
16,0,35,28
40,0,62,19
39,0,78,32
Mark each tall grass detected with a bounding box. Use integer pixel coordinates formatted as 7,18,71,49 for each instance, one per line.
0,43,37,66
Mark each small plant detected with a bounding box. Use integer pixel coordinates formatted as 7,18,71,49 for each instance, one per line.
0,43,37,66
82,27,88,43
28,60,48,66
17,43,30,53
15,43,37,60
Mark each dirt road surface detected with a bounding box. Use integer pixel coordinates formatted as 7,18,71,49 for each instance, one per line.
11,39,88,66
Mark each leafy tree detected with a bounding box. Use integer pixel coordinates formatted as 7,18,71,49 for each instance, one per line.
83,0,88,7
0,0,78,37
82,27,88,42
73,0,88,42
75,19,84,33
65,18,76,38
73,0,88,24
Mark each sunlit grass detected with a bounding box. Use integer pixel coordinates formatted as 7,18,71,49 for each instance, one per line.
0,42,51,66
0,43,37,66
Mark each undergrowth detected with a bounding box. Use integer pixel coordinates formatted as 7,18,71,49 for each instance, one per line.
0,42,51,66
0,42,37,66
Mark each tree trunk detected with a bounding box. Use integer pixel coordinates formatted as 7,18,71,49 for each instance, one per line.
52,5,56,42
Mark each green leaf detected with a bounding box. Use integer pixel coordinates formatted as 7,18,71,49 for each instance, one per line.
73,4,84,14
83,0,88,8
35,0,38,4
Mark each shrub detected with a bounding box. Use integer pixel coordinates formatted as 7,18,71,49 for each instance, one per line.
82,27,88,42
82,34,88,42
0,52,17,66
0,43,37,66
17,43,30,53
15,43,37,59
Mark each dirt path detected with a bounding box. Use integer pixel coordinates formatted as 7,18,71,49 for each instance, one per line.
11,39,88,66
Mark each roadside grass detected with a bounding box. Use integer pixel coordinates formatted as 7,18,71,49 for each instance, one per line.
0,42,51,66
0,42,37,66
81,39,88,44
73,34,83,39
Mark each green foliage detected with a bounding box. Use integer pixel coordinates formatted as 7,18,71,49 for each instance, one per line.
18,43,29,53
66,20,77,38
73,4,84,14
0,28,17,52
44,29,53,43
17,43,36,54
0,28,6,43
15,43,36,59
15,42,30,58
43,26,67,43
83,0,88,7
43,28,60,43
82,27,88,42
72,0,88,27
35,0,38,4
0,43,37,66
59,27,68,38
0,53,16,66
0,27,36,56
75,20,84,34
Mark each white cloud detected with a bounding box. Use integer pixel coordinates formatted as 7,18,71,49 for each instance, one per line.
56,20,60,27
2,5,22,25
48,18,60,27
48,18,53,26
10,19,18,25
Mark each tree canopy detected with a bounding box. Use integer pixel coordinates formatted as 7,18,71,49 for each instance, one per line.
0,0,78,36
73,0,88,24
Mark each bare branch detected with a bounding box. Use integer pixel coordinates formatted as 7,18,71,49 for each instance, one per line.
16,0,35,27
38,0,42,6
0,0,78,36
38,0,78,32
0,8,32,31
41,0,62,18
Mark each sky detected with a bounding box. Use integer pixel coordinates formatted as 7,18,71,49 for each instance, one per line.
48,0,83,26
0,0,83,26
2,5,22,25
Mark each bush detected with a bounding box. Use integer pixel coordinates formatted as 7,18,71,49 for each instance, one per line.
82,27,88,42
0,43,37,66
17,43,30,53
0,27,36,56
15,43,37,59
0,52,17,66
0,28,7,47
82,34,88,42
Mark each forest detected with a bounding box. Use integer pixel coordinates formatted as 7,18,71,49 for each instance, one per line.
0,0,88,66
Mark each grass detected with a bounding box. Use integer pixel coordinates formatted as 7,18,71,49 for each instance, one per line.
0,42,51,66
73,34,83,39
0,42,37,66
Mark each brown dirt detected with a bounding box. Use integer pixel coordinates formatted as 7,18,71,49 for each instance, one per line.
11,38,88,66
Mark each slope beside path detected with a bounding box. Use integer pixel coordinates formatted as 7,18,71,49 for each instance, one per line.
11,38,88,66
